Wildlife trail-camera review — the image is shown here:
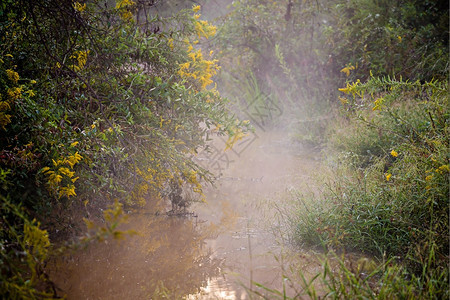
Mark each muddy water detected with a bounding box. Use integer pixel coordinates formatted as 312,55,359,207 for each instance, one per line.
51,129,324,299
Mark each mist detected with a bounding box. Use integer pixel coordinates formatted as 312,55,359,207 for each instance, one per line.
3,0,448,298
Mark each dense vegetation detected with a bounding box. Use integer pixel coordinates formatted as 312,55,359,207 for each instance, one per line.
212,0,448,298
0,0,448,298
0,0,246,298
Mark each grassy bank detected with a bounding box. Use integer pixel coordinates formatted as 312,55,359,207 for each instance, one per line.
279,77,449,299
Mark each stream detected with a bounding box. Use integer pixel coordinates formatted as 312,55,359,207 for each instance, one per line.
50,129,325,299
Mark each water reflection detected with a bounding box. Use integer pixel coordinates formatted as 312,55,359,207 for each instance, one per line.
50,130,324,299
187,277,242,300
50,212,224,299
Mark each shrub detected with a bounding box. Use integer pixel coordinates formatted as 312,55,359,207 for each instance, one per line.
0,1,245,297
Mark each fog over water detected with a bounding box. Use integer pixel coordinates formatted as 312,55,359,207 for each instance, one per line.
50,1,331,298
50,127,326,299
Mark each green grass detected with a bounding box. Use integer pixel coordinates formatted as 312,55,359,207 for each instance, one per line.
253,78,449,299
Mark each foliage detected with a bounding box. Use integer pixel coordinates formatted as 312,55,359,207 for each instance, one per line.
1,195,56,299
325,0,449,81
248,252,448,299
290,77,448,298
0,0,244,297
214,0,449,298
215,0,334,130
214,0,448,143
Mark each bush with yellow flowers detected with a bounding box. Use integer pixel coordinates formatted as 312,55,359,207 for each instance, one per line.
0,0,247,298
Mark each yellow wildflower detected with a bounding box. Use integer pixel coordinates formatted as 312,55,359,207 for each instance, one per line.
48,172,63,185
6,69,19,83
59,185,76,198
26,90,35,97
425,175,433,181
115,0,135,9
58,167,75,178
23,221,50,260
115,0,135,21
338,86,351,94
7,86,22,101
30,80,37,84
338,96,349,105
70,141,79,147
397,35,402,43
195,20,216,39
66,152,83,168
340,64,355,77
121,10,133,21
385,173,392,181
168,38,174,50
390,150,398,157
76,50,89,69
372,97,384,111
74,1,86,12
192,5,201,12
43,152,82,198
0,101,11,111
71,50,90,71
180,62,190,70
436,164,449,174
225,128,247,150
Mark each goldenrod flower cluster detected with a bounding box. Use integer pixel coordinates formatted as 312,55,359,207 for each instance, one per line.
340,64,356,77
372,97,384,111
70,50,90,71
6,69,19,83
0,96,12,129
115,0,135,21
195,20,217,39
24,220,50,261
41,151,83,199
73,1,86,12
338,79,362,97
1,64,32,129
176,6,220,92
185,169,204,199
425,163,449,190
225,126,247,151
178,48,220,91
